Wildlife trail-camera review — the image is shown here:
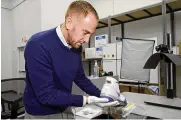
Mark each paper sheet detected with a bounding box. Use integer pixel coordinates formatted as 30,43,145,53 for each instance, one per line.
75,107,102,119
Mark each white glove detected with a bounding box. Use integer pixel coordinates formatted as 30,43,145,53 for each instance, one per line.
95,101,119,107
117,94,127,106
88,96,109,104
95,94,127,107
83,96,109,106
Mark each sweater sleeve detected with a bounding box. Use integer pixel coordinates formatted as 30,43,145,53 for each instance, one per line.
25,40,83,107
73,56,101,97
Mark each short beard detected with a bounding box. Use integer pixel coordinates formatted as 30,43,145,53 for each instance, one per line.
67,27,81,49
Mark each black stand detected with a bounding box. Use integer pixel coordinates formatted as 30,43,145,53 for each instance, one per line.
144,52,181,98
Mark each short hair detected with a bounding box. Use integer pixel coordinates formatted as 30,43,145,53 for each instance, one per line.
65,0,99,20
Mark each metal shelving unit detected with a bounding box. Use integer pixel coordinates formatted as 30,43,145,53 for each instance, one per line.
96,0,181,47
97,0,181,30
86,0,181,93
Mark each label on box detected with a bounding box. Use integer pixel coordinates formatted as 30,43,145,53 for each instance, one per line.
96,47,102,51
95,35,108,47
95,47,103,58
95,35,106,40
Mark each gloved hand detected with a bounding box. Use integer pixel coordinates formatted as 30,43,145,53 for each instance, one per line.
117,94,128,106
95,100,119,107
95,94,127,108
86,96,109,104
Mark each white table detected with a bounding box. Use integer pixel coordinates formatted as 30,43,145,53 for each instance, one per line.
122,92,181,119
74,92,181,119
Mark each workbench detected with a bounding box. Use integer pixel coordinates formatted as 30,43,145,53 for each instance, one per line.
74,92,181,119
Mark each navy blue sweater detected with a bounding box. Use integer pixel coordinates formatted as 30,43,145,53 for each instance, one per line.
24,28,101,115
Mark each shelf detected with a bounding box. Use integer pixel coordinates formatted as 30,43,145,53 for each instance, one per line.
82,58,102,62
17,45,25,48
17,42,27,49
96,0,181,29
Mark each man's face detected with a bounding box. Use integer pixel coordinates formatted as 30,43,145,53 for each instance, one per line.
66,13,98,48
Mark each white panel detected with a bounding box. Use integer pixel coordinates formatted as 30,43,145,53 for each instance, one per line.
41,0,73,30
144,37,159,84
113,0,162,15
121,39,154,82
103,60,117,76
102,43,117,60
12,0,41,77
19,49,25,72
116,42,122,59
116,60,121,78
89,0,114,19
1,9,13,79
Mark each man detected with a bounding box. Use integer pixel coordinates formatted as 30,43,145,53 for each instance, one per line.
24,1,118,119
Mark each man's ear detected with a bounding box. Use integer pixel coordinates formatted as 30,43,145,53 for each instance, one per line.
65,16,72,30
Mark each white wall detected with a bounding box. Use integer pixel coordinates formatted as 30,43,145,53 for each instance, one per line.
175,11,181,45
125,15,170,45
2,0,78,78
88,0,114,19
88,0,164,19
11,0,25,8
1,7,13,79
1,0,26,9
1,0,12,9
12,0,41,77
125,12,181,46
113,0,162,16
40,0,73,30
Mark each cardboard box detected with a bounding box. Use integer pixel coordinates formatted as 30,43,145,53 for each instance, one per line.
102,43,117,59
85,47,102,59
95,34,108,47
117,42,122,59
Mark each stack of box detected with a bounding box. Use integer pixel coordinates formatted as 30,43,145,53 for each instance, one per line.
102,43,117,76
102,36,122,76
84,34,109,59
85,47,103,59
84,34,123,77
